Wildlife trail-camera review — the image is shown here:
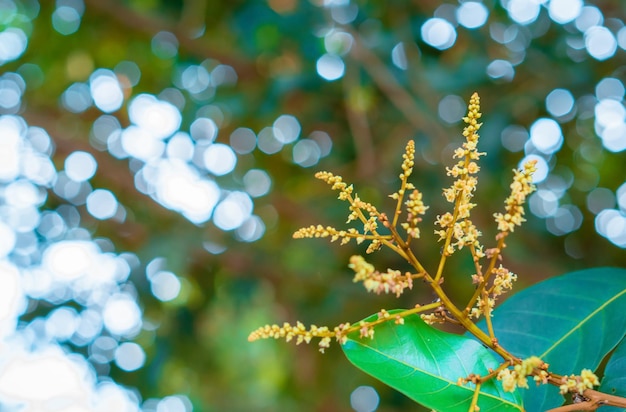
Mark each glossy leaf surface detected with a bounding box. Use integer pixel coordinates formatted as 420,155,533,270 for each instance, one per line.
480,268,626,411
599,337,626,411
342,311,523,412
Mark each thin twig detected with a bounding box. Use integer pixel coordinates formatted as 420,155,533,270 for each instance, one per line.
342,61,377,180
482,288,496,340
347,30,451,150
469,381,481,412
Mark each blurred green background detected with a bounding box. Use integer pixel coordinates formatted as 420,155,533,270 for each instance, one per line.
1,0,626,411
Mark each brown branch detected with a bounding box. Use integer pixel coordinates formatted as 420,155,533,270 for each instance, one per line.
348,35,422,130
388,8,445,123
549,403,599,412
83,0,259,81
347,31,451,152
342,62,376,180
547,389,626,412
178,0,209,37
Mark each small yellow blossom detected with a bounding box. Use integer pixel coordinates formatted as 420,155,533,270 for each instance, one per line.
469,296,495,319
490,266,518,297
359,321,375,339
581,369,600,386
436,212,454,229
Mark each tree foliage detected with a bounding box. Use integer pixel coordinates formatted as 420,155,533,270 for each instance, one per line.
1,0,626,411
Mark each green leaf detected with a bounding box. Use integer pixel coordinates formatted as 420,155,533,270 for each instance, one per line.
479,267,626,411
599,337,626,411
342,310,523,412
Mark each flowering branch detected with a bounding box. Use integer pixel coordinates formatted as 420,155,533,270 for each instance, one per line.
250,91,533,357
248,92,618,410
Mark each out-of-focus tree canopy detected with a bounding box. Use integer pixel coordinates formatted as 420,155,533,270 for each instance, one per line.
1,0,625,411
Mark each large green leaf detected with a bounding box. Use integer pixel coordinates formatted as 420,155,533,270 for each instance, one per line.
478,268,626,411
599,337,626,411
342,311,523,412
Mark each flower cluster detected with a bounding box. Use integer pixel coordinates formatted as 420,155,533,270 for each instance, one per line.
559,369,600,395
315,171,353,199
349,255,418,297
400,139,415,180
293,224,360,245
435,92,485,256
248,321,352,353
250,94,542,403
494,160,537,234
498,356,548,392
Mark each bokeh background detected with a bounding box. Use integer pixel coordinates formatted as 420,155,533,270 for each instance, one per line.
0,0,625,411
